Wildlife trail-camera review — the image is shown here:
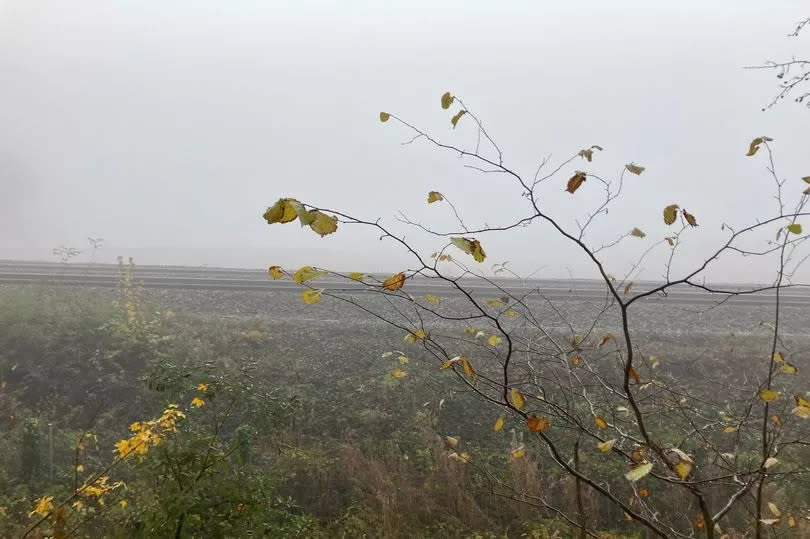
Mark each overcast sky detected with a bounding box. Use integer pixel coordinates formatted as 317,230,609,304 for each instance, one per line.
1,1,808,283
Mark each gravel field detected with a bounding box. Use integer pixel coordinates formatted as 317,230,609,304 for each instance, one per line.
138,287,809,338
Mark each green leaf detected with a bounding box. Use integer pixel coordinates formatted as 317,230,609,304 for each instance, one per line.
293,266,327,283
441,91,454,109
348,272,365,282
787,223,802,234
663,204,679,225
450,237,486,262
263,198,299,224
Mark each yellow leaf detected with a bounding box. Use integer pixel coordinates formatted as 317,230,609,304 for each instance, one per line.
746,136,772,156
263,198,299,224
119,499,128,508
771,415,781,425
440,91,454,109
571,355,581,366
599,333,615,347
597,439,615,452
450,237,486,262
76,464,85,472
675,460,692,480
506,309,517,318
398,355,409,365
446,436,459,447
440,357,460,369
682,209,698,227
625,163,645,175
780,362,797,375
460,356,476,381
383,272,406,291
624,462,653,481
424,294,441,305
566,171,587,194
379,111,390,122
663,204,679,225
639,488,649,497
309,211,338,236
768,502,781,517
301,289,322,304
796,395,810,408
527,415,549,432
787,223,803,234
723,425,738,433
772,352,784,362
695,516,705,529
488,335,502,346
451,109,467,128
510,446,525,459
427,191,444,203
803,176,810,184
268,266,285,280
348,272,365,281
764,457,778,468
191,397,205,408
493,416,505,432
759,518,780,526
196,383,208,392
624,282,633,296
788,515,796,527
29,496,54,517
391,369,407,379
510,388,526,409
594,416,608,430
759,389,780,402
630,227,646,238
463,326,476,335
486,298,503,307
293,266,326,283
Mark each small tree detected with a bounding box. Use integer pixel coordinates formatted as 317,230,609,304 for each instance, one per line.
264,92,810,537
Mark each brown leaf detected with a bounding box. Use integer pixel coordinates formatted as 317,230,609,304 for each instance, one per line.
566,171,587,194
682,209,698,227
527,415,549,432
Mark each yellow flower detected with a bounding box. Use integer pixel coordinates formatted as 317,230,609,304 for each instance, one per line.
196,383,208,392
191,397,205,408
29,496,54,517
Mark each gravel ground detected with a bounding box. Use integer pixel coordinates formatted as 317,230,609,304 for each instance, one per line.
137,287,808,337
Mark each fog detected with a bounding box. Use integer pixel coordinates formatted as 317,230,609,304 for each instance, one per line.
1,0,808,283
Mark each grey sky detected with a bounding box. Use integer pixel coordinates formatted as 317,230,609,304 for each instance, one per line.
1,1,808,282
